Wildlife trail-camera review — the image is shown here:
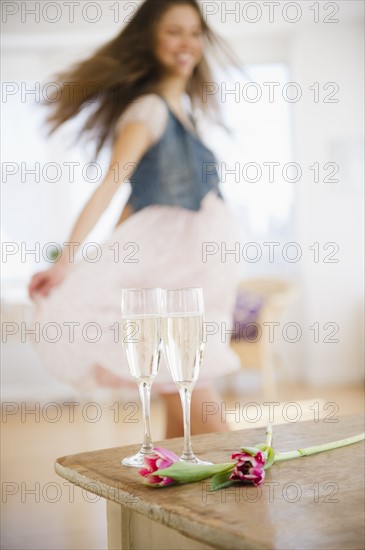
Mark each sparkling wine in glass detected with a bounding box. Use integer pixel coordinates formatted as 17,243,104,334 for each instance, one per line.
120,288,162,467
161,288,212,465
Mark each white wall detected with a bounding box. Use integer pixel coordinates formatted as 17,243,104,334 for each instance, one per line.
235,21,364,386
290,22,364,385
203,14,364,387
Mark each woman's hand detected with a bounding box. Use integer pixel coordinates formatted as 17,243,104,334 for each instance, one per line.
28,263,70,299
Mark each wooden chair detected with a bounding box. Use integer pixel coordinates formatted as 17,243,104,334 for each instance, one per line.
230,277,298,400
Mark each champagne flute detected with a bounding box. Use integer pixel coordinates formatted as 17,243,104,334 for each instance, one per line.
120,288,162,467
161,287,212,465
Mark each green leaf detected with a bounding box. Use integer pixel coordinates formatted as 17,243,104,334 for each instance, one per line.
210,471,237,492
263,446,275,470
239,446,261,456
154,462,234,483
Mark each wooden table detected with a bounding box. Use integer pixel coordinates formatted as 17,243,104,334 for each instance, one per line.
55,415,364,550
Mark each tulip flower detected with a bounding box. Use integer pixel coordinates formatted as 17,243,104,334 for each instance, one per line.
138,447,179,487
229,450,266,487
137,425,364,493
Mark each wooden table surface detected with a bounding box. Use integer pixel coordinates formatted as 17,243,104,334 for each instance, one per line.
55,414,365,550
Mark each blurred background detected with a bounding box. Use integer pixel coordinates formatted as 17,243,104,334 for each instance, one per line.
1,1,364,549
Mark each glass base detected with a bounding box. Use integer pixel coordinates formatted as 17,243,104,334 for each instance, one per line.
121,449,153,468
179,455,213,465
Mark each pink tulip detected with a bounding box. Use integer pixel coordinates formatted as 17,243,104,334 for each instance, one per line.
138,447,179,487
229,450,266,487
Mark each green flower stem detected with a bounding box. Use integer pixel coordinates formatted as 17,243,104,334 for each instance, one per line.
265,422,273,448
273,432,364,463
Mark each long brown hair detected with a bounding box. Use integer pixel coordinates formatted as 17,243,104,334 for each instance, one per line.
43,0,247,161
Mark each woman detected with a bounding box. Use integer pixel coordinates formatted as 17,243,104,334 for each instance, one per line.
28,0,243,437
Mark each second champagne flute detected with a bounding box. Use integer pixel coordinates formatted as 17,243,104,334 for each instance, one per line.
120,287,162,467
161,287,212,465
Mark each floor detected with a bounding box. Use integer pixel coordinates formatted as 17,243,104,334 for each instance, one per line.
1,380,364,550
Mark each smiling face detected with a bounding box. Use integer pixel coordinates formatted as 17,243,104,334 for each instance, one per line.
154,4,204,79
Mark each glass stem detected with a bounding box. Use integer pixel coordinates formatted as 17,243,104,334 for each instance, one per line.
179,386,194,461
138,381,153,454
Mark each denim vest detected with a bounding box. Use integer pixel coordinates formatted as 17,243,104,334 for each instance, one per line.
126,94,223,212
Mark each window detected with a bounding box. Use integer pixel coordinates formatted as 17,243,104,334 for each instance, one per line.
204,63,295,275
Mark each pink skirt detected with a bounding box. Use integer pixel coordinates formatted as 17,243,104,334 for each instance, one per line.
31,191,241,393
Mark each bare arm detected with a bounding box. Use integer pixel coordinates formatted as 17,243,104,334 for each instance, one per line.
58,122,152,266
28,121,153,297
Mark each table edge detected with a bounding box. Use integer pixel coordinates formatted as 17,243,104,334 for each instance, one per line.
54,461,273,550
